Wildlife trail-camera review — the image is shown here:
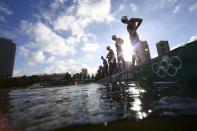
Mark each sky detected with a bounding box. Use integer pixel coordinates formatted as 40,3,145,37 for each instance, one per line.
0,0,197,76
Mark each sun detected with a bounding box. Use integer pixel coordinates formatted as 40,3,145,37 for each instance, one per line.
122,36,134,62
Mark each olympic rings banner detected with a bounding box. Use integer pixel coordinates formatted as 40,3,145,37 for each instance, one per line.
152,55,182,77
149,40,197,81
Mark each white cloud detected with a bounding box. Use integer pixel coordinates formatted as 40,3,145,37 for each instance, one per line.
44,60,68,74
117,4,124,13
19,46,29,56
85,53,93,59
171,35,197,50
28,51,45,65
55,0,65,3
46,56,56,64
189,35,197,42
77,0,113,23
173,4,181,14
113,3,138,17
19,46,45,65
81,43,99,52
20,21,76,56
130,3,138,12
18,0,114,74
158,0,177,8
54,15,86,39
44,59,79,74
171,42,185,50
50,1,62,10
0,4,12,15
53,0,113,40
80,64,97,75
67,59,76,64
20,20,79,67
13,69,24,77
189,2,197,12
0,15,5,22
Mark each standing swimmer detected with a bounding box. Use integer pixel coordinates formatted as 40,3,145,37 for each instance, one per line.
112,35,126,71
121,16,143,66
106,46,117,75
101,56,108,77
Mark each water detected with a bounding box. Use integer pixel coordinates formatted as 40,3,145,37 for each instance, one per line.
0,82,197,131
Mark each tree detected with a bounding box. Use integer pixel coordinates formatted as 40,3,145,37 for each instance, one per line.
64,72,71,80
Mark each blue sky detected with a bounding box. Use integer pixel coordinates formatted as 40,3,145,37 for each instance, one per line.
0,0,197,76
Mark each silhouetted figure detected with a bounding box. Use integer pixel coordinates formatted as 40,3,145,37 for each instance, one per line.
99,65,104,79
101,56,108,77
106,46,117,75
96,65,103,80
121,16,143,66
112,35,126,72
95,69,99,80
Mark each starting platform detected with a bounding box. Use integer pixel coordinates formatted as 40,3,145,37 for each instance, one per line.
97,68,136,84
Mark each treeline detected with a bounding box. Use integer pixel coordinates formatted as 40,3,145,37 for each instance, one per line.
0,75,42,88
0,73,96,88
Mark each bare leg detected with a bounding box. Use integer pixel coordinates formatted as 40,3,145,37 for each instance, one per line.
132,55,136,66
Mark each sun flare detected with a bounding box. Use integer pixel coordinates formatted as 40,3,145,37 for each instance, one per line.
122,36,134,62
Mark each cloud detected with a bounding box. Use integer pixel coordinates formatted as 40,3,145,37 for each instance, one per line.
85,53,93,59
117,4,124,13
113,2,138,17
44,59,79,74
54,15,86,40
13,69,24,77
52,0,65,6
77,0,113,23
80,64,97,75
28,51,45,65
130,3,138,12
0,4,12,15
19,47,45,65
158,0,177,8
189,2,197,12
81,43,99,52
16,0,114,74
173,4,181,14
53,0,113,39
171,35,197,50
20,20,76,56
171,42,185,50
55,0,65,3
44,60,68,74
189,35,197,42
46,56,56,64
0,15,5,22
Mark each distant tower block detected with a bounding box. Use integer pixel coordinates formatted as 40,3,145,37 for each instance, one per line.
137,41,151,64
0,37,16,78
81,68,88,79
156,41,170,56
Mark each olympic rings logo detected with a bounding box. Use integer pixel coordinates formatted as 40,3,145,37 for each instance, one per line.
152,55,182,77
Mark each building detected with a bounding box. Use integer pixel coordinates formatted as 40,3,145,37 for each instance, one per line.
0,37,16,78
156,41,170,56
137,41,151,64
81,68,88,79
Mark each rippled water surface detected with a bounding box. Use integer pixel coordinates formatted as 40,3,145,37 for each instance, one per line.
1,82,197,131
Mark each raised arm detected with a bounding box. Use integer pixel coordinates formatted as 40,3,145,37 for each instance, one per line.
133,18,143,29
136,18,143,29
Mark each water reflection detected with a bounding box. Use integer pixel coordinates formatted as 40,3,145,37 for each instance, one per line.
0,82,197,130
126,83,149,119
7,84,127,131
